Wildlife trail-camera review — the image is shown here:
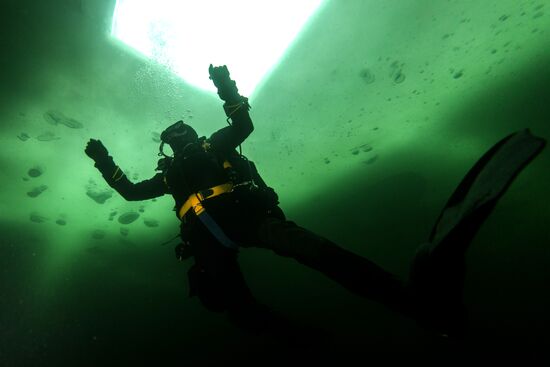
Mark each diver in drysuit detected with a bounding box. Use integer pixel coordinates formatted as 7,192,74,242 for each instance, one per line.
85,64,546,344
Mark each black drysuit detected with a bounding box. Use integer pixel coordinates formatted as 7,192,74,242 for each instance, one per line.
92,106,410,336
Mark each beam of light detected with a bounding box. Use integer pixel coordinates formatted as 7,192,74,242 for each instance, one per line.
111,0,326,97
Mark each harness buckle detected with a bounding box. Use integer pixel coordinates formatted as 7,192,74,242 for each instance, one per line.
199,188,214,199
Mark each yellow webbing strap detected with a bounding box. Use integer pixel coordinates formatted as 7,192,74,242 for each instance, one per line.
178,182,234,219
112,166,125,182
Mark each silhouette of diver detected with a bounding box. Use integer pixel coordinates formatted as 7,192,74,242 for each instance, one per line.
85,64,546,346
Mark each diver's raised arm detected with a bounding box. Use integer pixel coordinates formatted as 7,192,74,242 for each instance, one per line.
207,64,253,152
85,139,168,201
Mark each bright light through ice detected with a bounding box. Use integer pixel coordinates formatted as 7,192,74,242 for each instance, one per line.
111,0,325,97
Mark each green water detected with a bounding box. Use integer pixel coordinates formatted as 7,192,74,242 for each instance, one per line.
1,0,549,365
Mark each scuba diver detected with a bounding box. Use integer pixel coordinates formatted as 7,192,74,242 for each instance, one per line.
85,64,546,345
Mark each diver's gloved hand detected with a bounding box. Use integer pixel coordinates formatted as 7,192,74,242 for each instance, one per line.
85,139,109,163
208,64,242,103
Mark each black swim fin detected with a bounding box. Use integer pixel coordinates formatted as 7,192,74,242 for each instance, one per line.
409,129,546,338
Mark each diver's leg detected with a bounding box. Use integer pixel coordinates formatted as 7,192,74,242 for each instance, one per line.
255,217,415,318
189,230,328,347
409,129,546,336
255,130,546,338
188,234,268,331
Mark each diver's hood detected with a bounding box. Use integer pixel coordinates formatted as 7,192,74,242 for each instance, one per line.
159,120,198,157
160,120,198,144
